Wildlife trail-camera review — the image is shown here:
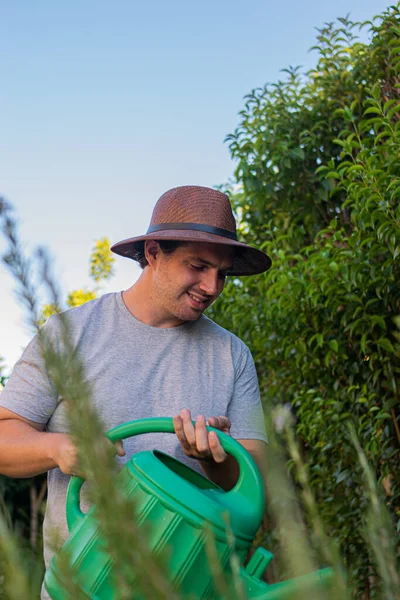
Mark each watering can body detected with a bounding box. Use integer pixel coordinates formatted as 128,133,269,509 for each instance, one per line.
44,417,265,599
44,418,334,599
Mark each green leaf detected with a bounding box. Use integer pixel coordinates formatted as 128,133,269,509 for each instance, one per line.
364,107,382,116
347,165,364,174
370,315,386,331
388,103,400,120
329,262,339,273
324,351,332,367
383,398,399,410
329,218,337,230
332,138,346,147
383,98,398,111
375,412,392,420
336,469,351,484
374,131,389,144
393,315,400,329
346,294,363,305
377,338,395,353
360,332,368,354
290,147,305,160
329,339,338,353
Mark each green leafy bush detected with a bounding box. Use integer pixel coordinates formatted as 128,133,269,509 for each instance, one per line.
210,4,400,597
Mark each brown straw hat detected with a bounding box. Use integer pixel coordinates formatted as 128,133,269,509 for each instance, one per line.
111,185,271,276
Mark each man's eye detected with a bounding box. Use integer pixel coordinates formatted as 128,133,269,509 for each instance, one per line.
190,264,204,271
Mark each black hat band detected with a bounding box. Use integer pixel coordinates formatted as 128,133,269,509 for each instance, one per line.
147,222,238,241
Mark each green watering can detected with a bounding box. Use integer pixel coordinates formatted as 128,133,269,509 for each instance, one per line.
44,418,333,599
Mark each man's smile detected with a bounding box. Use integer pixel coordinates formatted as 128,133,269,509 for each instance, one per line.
186,291,210,309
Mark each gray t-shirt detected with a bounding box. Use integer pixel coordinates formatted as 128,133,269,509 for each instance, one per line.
0,292,266,596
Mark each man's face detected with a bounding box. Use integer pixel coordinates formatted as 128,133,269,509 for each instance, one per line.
149,242,234,325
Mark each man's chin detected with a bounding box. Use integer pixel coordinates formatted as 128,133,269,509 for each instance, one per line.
184,309,204,321
177,307,205,323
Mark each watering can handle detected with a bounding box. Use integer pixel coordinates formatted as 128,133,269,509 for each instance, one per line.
66,417,265,531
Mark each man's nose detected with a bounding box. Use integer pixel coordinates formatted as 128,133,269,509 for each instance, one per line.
198,271,219,296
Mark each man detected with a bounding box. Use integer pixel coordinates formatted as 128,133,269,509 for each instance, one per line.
0,185,271,596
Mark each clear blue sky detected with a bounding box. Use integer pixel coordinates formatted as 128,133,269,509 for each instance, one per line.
0,0,391,373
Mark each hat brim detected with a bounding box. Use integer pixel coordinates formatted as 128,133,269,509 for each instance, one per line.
111,229,271,276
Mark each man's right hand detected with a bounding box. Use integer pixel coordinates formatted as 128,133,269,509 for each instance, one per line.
49,433,81,476
49,434,126,477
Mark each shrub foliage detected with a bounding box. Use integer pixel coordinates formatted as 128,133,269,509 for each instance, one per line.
209,4,400,596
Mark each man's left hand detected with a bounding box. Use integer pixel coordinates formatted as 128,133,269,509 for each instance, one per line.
173,408,231,463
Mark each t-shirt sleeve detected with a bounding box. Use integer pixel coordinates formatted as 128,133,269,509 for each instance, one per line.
0,320,58,425
228,345,267,443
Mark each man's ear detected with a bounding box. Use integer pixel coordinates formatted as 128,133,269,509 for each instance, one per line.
144,240,161,267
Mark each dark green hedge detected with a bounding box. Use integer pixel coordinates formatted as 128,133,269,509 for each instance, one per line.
210,5,400,597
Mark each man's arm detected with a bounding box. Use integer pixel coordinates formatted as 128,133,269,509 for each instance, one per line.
0,407,125,478
237,438,267,486
0,407,77,477
201,438,267,492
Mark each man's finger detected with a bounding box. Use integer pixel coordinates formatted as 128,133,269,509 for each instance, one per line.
195,415,210,454
208,416,231,432
115,440,125,457
181,408,196,448
208,430,227,463
173,414,192,452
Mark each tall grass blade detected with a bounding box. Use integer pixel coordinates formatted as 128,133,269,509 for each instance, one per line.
348,424,400,600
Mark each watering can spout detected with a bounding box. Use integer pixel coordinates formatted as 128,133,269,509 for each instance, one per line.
238,547,334,600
